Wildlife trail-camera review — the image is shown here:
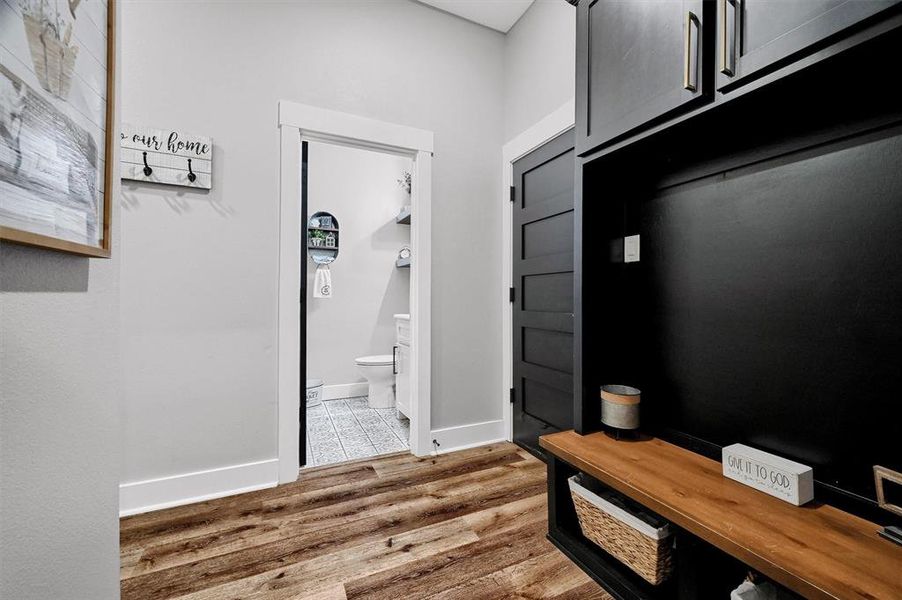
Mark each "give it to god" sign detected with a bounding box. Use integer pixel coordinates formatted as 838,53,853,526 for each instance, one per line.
722,444,814,506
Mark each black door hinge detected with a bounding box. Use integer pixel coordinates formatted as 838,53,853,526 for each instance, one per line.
509,287,515,303
510,388,516,403
509,185,516,203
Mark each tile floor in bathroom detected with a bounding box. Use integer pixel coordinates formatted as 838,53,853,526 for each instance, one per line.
305,396,410,467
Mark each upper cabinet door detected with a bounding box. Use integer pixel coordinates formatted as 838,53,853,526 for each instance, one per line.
717,0,899,90
577,0,705,155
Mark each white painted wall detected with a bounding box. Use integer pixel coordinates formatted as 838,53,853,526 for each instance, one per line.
503,0,576,142
306,142,411,386
0,12,121,598
120,0,505,492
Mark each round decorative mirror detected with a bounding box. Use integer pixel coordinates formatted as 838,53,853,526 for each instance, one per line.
307,211,339,265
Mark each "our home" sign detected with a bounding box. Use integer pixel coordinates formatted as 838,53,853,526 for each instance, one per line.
722,444,814,506
120,123,212,189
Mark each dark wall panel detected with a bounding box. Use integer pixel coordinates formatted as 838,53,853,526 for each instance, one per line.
627,127,902,499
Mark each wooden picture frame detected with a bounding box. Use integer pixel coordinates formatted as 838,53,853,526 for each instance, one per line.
0,0,116,258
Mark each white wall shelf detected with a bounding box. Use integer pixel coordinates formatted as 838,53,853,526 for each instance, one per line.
396,207,411,224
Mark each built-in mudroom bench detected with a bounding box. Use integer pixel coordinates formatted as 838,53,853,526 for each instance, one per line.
550,3,902,598
540,431,902,600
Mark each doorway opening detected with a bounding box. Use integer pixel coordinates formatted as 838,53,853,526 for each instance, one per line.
302,140,414,467
278,102,433,484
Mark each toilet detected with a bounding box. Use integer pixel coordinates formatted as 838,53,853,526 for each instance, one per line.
355,354,395,409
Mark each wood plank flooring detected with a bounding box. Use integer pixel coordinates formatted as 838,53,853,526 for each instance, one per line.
120,443,611,599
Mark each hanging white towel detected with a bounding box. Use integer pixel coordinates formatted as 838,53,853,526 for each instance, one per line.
313,264,332,298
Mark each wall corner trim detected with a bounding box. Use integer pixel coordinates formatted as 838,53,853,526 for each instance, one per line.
119,459,279,517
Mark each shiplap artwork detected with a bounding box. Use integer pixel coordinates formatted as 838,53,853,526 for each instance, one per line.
120,123,212,189
0,0,114,256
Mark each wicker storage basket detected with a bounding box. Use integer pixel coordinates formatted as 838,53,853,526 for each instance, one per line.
569,474,673,585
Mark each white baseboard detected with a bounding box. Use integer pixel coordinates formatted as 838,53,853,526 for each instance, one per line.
323,382,368,400
119,458,279,517
429,419,506,455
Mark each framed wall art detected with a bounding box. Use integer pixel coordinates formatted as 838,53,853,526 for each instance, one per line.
0,0,115,257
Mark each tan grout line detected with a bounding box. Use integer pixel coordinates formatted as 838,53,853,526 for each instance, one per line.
343,397,384,458
373,405,410,448
318,400,350,466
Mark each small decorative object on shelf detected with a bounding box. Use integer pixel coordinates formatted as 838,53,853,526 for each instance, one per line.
396,246,411,268
600,385,641,434
722,444,813,506
307,211,339,265
396,205,411,224
874,465,902,545
397,171,411,195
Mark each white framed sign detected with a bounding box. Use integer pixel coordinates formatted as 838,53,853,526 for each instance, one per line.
722,444,814,506
120,123,212,189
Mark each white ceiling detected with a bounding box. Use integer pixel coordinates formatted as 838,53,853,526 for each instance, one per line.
417,0,536,33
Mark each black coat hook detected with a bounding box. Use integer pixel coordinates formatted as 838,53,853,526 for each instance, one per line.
142,151,152,176
187,158,196,183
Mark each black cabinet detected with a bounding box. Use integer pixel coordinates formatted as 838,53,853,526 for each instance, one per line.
717,0,899,90
575,0,902,157
576,0,706,155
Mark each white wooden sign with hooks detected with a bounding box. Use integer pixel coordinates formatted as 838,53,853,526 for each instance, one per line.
120,124,213,189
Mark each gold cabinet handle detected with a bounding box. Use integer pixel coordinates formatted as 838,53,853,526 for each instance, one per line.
721,0,737,76
683,11,700,91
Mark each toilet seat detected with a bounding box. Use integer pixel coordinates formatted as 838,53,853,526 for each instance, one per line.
355,354,393,367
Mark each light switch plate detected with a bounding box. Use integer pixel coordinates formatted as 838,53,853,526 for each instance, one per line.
624,235,640,263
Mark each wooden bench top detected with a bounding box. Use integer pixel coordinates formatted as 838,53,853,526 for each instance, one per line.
540,430,902,600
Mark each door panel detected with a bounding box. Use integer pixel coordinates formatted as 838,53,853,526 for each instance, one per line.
717,0,899,90
522,273,573,313
523,379,572,431
512,130,576,458
523,212,574,258
523,328,573,374
578,0,705,155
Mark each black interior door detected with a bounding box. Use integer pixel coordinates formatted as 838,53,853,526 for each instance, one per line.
299,140,308,467
512,130,576,458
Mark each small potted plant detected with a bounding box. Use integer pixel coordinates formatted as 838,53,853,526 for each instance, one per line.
309,229,325,247
397,171,411,195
